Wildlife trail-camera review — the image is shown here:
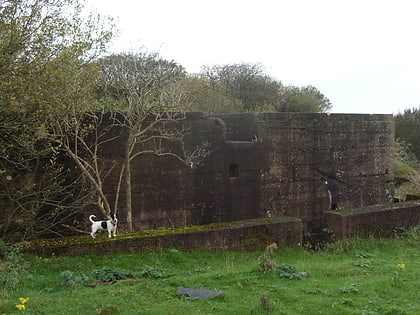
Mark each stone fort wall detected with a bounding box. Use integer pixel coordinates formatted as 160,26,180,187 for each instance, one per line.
99,112,395,234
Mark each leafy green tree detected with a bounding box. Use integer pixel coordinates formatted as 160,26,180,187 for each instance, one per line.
0,0,114,240
179,76,243,114
0,0,113,112
199,63,331,113
279,85,332,113
200,63,282,112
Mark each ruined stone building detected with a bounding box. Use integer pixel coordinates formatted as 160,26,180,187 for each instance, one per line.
100,112,395,235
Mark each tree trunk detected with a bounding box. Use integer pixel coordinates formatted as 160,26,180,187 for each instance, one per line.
125,151,133,233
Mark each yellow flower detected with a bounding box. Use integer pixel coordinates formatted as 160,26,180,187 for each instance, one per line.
19,297,29,304
16,304,26,310
397,263,406,270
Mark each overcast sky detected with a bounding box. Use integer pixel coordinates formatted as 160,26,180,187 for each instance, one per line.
86,0,420,115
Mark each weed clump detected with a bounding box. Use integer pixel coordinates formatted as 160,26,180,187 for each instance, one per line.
138,265,167,278
61,270,89,288
0,240,29,296
277,264,308,280
257,243,278,273
60,266,132,289
257,243,308,280
92,266,132,282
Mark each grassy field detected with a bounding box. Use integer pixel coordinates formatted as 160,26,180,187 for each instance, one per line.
1,228,419,315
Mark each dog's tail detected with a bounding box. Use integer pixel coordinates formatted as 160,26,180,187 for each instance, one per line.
89,215,96,223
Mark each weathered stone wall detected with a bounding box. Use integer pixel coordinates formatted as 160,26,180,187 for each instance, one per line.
256,113,395,233
97,112,394,235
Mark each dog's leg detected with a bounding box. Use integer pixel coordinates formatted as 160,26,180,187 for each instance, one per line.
91,225,97,238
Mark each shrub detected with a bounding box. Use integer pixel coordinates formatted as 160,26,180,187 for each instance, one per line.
138,265,167,278
277,264,308,280
60,270,89,288
92,266,132,283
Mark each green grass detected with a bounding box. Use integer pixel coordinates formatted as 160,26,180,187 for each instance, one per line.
1,229,419,315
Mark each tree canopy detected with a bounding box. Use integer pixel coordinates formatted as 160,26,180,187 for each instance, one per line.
197,63,332,114
281,85,332,113
97,51,187,109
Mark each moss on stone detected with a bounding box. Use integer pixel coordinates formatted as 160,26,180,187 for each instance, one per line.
22,217,295,253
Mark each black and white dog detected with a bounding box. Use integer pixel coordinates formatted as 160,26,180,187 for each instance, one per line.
89,214,117,238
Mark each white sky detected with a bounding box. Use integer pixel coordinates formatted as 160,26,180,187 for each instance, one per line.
86,0,420,114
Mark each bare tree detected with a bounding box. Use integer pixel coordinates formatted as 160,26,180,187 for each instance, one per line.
49,111,120,218
97,51,210,232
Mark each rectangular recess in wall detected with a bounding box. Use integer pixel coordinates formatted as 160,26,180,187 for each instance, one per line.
229,164,239,177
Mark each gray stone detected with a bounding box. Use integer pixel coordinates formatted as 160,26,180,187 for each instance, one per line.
176,287,222,299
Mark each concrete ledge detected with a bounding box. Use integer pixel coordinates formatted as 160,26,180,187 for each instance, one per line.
25,217,303,256
326,202,420,239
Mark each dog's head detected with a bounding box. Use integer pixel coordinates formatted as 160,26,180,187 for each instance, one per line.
110,214,118,224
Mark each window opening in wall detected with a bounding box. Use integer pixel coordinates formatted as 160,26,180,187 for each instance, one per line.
229,164,239,177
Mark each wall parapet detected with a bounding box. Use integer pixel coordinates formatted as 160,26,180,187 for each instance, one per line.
325,202,420,239
24,217,303,256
